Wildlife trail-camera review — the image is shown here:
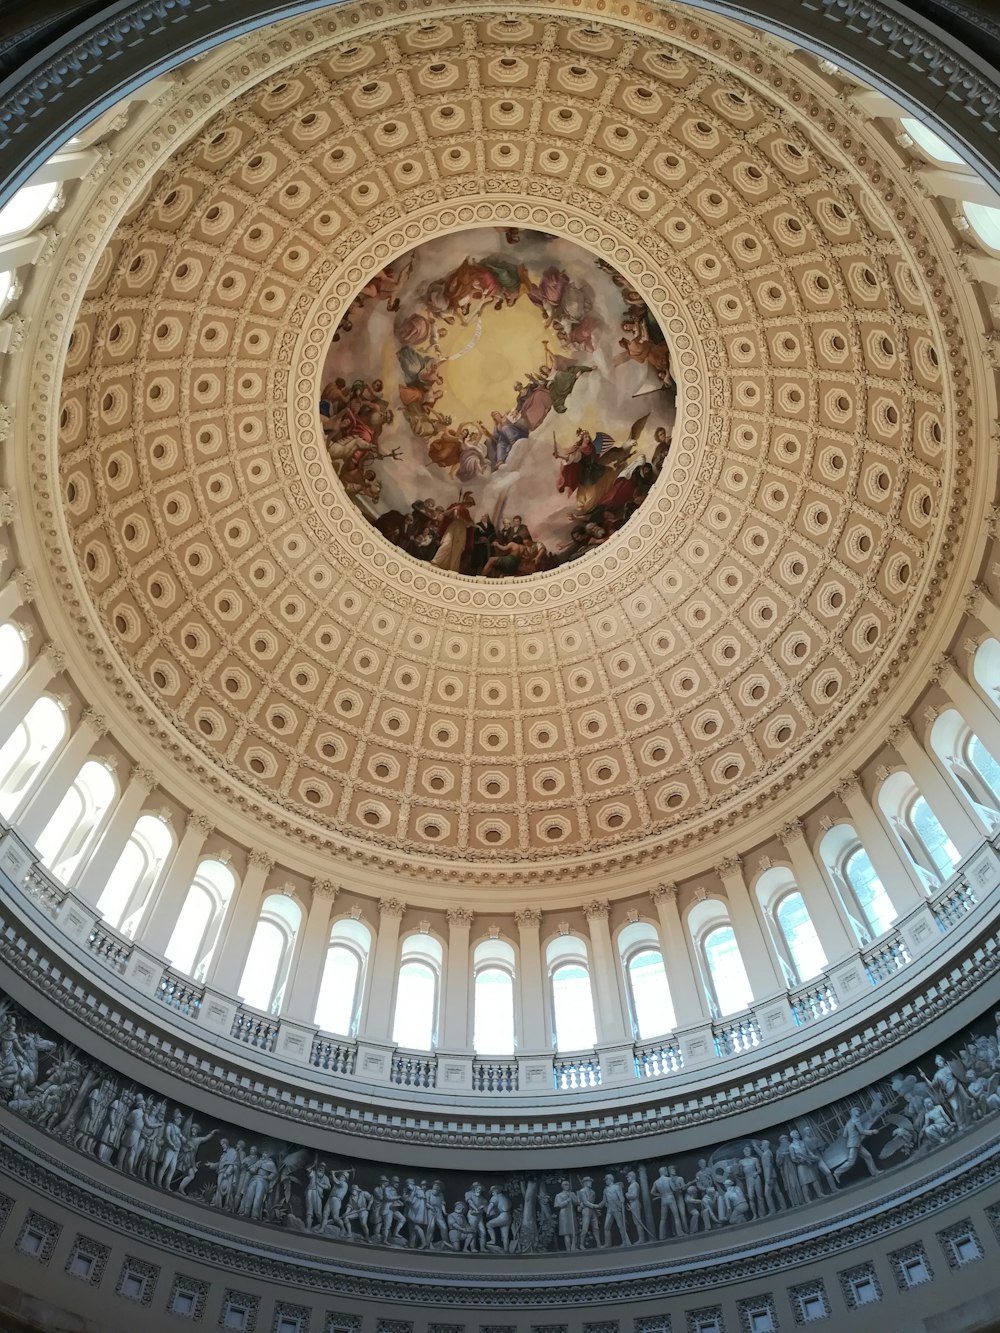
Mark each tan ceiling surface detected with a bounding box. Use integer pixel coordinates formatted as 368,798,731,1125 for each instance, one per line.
49,4,974,877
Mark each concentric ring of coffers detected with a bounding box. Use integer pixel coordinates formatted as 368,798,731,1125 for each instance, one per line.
49,1,968,869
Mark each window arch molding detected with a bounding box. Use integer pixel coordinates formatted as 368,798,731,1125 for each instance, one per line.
95,813,175,935
972,638,1000,719
391,931,444,1052
817,820,898,945
752,866,827,987
0,693,68,820
237,891,304,1016
35,757,118,885
472,937,517,1056
314,916,372,1037
929,708,1000,834
544,933,598,1053
876,768,959,889
685,896,753,1019
614,920,675,1040
164,856,237,982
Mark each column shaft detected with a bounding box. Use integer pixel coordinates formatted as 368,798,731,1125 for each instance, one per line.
893,723,982,851
73,768,154,902
717,859,782,999
205,854,272,994
359,900,404,1040
139,819,211,957
515,911,547,1050
838,778,924,915
441,911,472,1048
16,716,100,845
650,884,707,1023
779,824,855,966
284,887,335,1023
0,650,58,746
584,903,629,1043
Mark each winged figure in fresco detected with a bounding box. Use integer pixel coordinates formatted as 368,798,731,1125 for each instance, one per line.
554,413,651,512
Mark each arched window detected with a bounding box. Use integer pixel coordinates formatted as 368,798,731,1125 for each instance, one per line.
818,823,896,943
964,201,1000,251
900,117,968,166
878,770,959,886
95,814,174,933
165,858,236,981
392,933,443,1051
36,759,117,883
617,921,675,1040
687,897,752,1018
754,868,827,986
929,708,1000,829
0,695,67,819
473,938,516,1055
314,918,371,1036
0,181,60,242
972,638,1000,716
545,935,597,1052
0,622,27,698
238,893,302,1015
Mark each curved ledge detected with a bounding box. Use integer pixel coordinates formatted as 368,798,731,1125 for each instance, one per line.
2,824,1000,1153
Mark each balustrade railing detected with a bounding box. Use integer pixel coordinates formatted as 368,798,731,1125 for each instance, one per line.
790,980,838,1026
231,1005,278,1052
863,930,910,985
931,878,978,930
156,970,204,1019
713,1012,761,1057
471,1058,518,1093
635,1036,683,1079
86,922,132,973
0,820,998,1102
310,1033,356,1076
554,1054,601,1090
390,1050,436,1089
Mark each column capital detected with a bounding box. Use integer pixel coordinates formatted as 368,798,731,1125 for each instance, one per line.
11,568,34,601
888,715,914,746
777,819,803,843
378,896,405,919
930,652,956,683
130,765,157,793
312,878,339,901
965,581,987,615
0,489,17,523
80,708,108,737
715,855,742,879
514,907,541,929
835,772,862,800
247,849,274,871
583,899,610,922
185,812,212,837
650,881,678,905
41,641,65,672
446,906,473,929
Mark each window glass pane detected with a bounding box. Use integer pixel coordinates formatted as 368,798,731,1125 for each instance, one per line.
900,117,967,165
964,201,1000,250
775,892,827,983
703,926,753,1016
165,885,214,977
844,847,896,936
0,181,59,240
474,966,515,1054
314,944,361,1035
551,962,597,1051
392,959,437,1050
910,795,959,876
238,920,285,1012
969,735,1000,805
0,697,65,816
627,948,675,1039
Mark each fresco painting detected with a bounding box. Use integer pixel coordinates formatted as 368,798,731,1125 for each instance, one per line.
319,227,676,577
